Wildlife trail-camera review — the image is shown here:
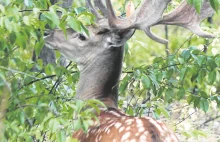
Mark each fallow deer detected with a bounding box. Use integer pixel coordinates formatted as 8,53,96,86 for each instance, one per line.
44,0,214,141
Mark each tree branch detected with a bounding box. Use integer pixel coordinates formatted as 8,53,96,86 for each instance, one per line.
197,115,220,128
174,110,197,126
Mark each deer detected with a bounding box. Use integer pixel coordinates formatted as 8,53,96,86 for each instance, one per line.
44,0,215,141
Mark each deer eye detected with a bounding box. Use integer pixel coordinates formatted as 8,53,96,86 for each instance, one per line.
78,34,86,41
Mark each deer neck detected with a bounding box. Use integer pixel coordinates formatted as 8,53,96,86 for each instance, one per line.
76,46,124,108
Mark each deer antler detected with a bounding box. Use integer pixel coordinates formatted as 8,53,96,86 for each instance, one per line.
157,1,215,39
87,0,215,44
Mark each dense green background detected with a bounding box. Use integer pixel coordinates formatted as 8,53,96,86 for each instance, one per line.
0,0,219,141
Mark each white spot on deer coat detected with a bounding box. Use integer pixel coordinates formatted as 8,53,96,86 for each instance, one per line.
125,119,134,125
149,119,164,133
136,119,144,127
115,122,122,129
135,133,140,136
138,127,145,132
119,126,125,132
121,132,130,141
130,139,137,142
140,135,147,140
126,126,131,131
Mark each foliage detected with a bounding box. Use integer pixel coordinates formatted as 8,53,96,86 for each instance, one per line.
0,0,219,141
187,0,220,13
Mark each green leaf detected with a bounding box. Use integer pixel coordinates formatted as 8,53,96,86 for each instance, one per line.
119,75,130,94
166,68,174,79
165,88,174,103
178,57,185,64
215,55,220,66
209,0,220,13
55,67,64,77
73,118,82,131
9,32,16,44
157,106,170,118
23,16,30,26
24,76,33,85
208,70,216,85
207,57,217,70
180,67,188,81
141,74,151,89
44,7,60,27
67,16,81,32
16,33,26,48
177,89,185,100
45,64,55,75
187,0,194,5
200,98,209,112
157,88,163,97
20,111,25,124
35,38,44,56
24,0,33,7
74,7,87,15
149,72,159,89
197,55,206,66
58,130,66,142
200,91,208,98
49,119,60,133
181,49,191,62
193,0,203,13
153,57,164,64
193,96,201,107
197,69,206,84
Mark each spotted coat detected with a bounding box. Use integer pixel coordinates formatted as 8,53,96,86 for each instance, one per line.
72,108,179,142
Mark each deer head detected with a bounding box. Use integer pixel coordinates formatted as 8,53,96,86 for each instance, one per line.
45,25,135,108
44,0,214,141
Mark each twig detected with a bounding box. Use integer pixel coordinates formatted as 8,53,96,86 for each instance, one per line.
18,9,49,12
159,63,180,71
0,66,39,79
196,115,220,128
174,110,197,126
173,105,189,111
173,34,194,55
165,25,170,56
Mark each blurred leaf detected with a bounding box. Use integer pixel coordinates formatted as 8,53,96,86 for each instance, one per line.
197,69,206,84
207,57,217,70
67,16,81,32
208,70,216,85
24,0,33,7
58,130,66,142
165,88,174,103
209,0,220,13
119,75,131,94
177,89,185,100
200,98,209,112
141,74,151,89
49,119,60,133
180,67,188,81
193,0,203,13
181,49,191,62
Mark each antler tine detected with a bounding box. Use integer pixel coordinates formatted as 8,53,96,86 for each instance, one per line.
86,0,103,19
104,0,171,43
157,0,215,38
94,0,108,17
